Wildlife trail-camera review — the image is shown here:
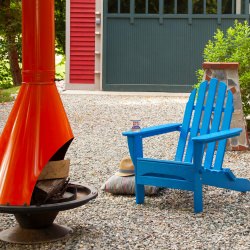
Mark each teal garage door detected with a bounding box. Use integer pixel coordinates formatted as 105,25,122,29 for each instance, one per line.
103,0,249,92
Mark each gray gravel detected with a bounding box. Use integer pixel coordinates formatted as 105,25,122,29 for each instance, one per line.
0,93,249,250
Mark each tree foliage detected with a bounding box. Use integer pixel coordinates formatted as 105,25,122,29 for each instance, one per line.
0,38,13,88
55,0,66,55
0,0,66,87
0,0,22,86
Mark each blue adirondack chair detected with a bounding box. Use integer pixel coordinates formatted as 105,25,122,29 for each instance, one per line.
123,78,250,213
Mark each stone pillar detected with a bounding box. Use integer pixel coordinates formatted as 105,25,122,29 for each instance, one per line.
202,62,249,151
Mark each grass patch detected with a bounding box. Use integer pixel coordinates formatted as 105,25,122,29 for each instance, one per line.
0,86,20,103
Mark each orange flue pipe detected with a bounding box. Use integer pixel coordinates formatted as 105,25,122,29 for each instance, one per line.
0,0,74,205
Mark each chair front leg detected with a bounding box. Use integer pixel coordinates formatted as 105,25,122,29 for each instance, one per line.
127,136,145,204
193,142,204,213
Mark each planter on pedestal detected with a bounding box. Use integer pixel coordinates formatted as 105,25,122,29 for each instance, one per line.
202,62,249,151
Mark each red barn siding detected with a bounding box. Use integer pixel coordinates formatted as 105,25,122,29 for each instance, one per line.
70,0,95,84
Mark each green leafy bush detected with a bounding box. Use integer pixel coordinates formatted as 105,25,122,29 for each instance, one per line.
197,20,250,118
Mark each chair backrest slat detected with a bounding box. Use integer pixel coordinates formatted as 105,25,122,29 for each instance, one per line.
175,79,234,168
213,90,234,170
204,83,227,169
175,89,196,162
184,81,208,163
199,78,218,135
195,79,218,161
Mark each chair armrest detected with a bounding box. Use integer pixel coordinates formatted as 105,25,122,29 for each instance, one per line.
192,128,242,144
122,123,181,139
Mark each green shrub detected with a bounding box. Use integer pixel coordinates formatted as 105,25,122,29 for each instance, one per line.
197,20,250,118
194,69,205,89
239,71,250,119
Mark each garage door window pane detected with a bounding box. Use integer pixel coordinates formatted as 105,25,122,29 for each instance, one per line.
222,0,237,14
121,0,130,13
135,0,146,13
177,0,188,13
193,0,203,14
108,0,118,13
206,0,217,14
164,0,175,13
149,0,159,13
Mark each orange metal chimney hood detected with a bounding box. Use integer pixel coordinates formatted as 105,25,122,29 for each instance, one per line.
0,0,74,205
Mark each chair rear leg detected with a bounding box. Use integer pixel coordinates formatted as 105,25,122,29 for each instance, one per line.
136,184,145,204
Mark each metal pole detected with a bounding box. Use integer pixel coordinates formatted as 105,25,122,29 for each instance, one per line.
22,0,55,85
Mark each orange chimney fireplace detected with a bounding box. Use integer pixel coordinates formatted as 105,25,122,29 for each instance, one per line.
0,0,74,206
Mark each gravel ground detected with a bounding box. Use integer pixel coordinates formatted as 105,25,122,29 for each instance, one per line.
0,92,249,250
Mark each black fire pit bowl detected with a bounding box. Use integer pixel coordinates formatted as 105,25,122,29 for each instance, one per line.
0,183,97,244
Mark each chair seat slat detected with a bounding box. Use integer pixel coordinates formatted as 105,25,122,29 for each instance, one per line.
138,158,195,182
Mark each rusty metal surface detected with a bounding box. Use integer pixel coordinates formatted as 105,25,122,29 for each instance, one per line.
0,184,98,213
0,224,72,244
